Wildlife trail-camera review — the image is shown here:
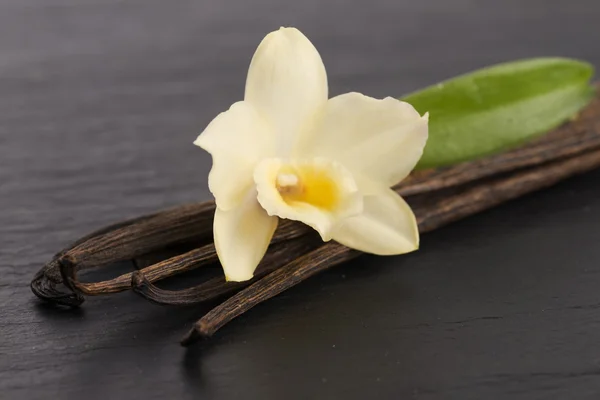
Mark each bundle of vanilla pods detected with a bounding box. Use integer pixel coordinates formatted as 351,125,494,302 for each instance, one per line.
32,93,600,346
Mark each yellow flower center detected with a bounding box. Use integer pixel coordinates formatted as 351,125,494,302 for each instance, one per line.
275,164,340,211
254,157,362,240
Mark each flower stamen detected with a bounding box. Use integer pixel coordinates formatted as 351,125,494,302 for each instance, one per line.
276,173,302,195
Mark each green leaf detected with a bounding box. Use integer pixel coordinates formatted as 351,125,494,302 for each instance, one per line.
402,58,595,169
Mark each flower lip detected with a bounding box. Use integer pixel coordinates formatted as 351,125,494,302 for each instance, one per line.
254,157,363,240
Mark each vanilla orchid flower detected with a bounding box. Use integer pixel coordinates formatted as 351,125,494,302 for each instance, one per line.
194,27,429,282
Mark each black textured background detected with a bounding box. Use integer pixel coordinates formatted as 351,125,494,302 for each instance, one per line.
3,1,600,399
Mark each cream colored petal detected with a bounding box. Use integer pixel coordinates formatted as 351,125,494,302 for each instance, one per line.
194,101,274,211
254,157,362,241
299,93,428,188
331,187,419,255
245,27,328,156
213,190,278,282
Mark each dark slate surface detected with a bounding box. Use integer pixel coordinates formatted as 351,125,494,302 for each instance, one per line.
2,1,600,399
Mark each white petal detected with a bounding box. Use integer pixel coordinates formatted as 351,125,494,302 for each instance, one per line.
245,27,328,156
253,157,362,241
194,101,274,210
213,190,278,282
331,187,419,255
298,93,428,189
